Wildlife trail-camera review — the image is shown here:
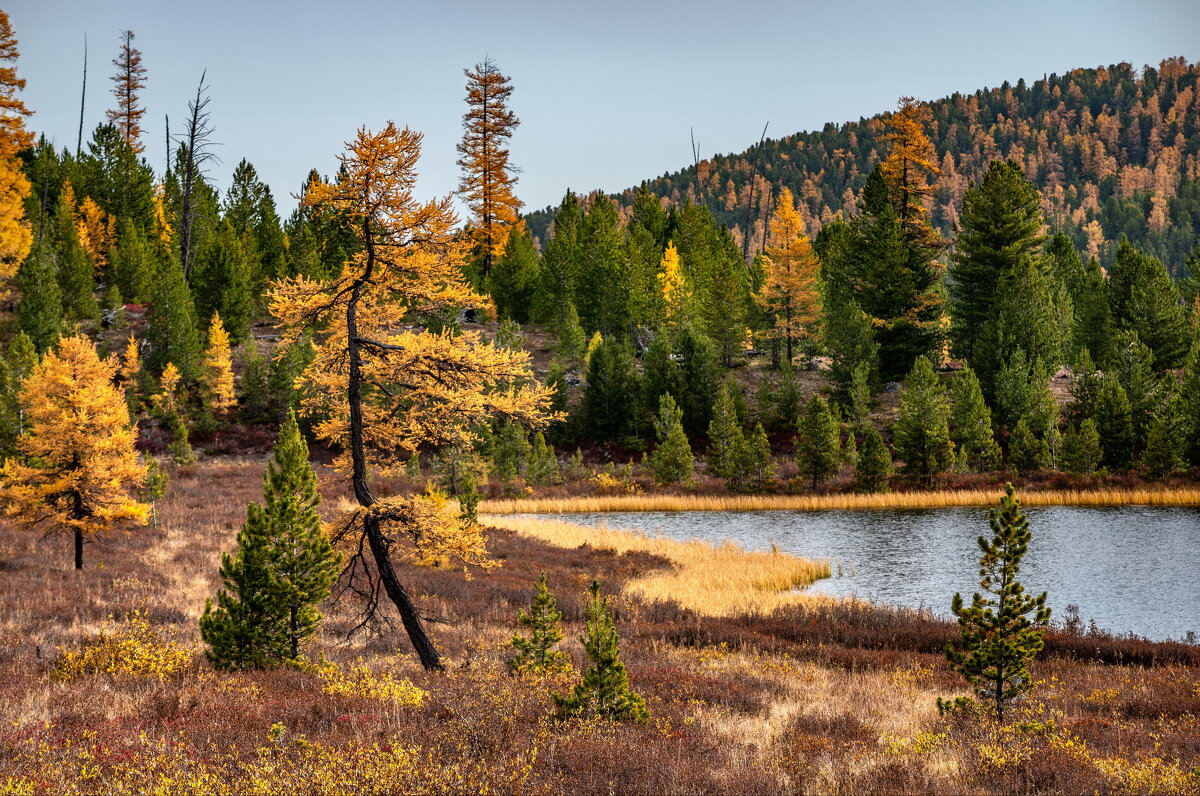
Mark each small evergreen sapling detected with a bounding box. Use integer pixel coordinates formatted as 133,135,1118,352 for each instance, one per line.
733,422,774,492
200,412,340,667
509,573,571,675
554,581,648,722
944,484,1050,723
1060,420,1102,475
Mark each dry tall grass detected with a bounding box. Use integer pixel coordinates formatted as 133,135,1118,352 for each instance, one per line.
481,486,1200,515
482,515,830,617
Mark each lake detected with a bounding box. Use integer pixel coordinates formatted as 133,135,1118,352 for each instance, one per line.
537,506,1200,642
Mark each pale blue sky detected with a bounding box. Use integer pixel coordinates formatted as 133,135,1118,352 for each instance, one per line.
10,0,1199,215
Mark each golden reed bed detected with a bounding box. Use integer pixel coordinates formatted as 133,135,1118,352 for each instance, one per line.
483,515,831,617
480,487,1200,515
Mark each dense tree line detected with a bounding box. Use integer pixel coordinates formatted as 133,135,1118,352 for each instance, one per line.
528,58,1200,278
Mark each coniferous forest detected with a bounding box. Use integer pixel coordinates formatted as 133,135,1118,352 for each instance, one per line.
2,7,1200,794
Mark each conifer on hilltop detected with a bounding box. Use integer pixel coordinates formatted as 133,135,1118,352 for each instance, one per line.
509,573,571,676
201,412,339,667
554,581,648,723
945,484,1050,723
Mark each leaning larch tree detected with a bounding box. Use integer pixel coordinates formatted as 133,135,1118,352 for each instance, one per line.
270,123,554,671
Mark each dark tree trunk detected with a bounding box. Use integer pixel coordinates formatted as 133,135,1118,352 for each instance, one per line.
347,224,444,672
74,527,83,571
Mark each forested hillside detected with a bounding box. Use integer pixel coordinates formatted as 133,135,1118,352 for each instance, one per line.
527,58,1200,274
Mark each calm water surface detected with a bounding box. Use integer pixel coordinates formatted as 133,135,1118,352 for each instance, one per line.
537,506,1200,641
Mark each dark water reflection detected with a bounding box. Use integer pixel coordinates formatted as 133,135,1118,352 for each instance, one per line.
538,506,1200,641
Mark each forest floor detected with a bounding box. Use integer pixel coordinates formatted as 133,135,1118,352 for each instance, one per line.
3,457,1200,794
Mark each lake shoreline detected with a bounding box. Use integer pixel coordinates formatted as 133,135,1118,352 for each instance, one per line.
480,486,1200,514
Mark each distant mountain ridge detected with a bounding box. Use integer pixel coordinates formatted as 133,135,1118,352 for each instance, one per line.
525,57,1200,273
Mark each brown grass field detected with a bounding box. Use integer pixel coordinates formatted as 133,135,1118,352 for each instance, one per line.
3,457,1200,794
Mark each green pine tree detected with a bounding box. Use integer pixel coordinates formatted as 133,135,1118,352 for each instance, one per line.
492,420,532,485
0,332,38,458
200,412,340,667
855,425,893,493
53,190,100,322
944,484,1050,723
1094,376,1135,471
847,359,874,429
949,159,1046,365
707,382,745,480
581,337,640,443
110,218,157,303
733,422,774,492
554,581,649,723
1007,418,1048,474
16,240,63,353
1182,336,1200,467
796,394,840,489
1142,410,1182,479
1060,420,1102,476
1108,239,1189,370
508,573,572,675
651,393,693,485
527,432,559,486
489,225,540,323
893,356,954,486
146,257,202,381
949,366,1000,472
239,339,273,423
1075,257,1115,366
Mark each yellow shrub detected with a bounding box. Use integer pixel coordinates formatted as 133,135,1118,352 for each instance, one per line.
315,661,426,706
1093,756,1197,795
51,612,191,682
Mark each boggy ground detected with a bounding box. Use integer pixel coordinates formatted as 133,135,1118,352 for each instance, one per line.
2,457,1200,795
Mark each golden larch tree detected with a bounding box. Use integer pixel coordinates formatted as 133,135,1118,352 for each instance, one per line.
76,196,116,271
1,335,149,570
881,97,943,249
756,188,822,363
202,313,235,417
0,10,32,280
106,30,147,153
271,122,555,670
456,57,522,278
155,361,183,417
657,241,688,326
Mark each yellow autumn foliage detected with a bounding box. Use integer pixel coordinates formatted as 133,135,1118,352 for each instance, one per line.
756,188,821,355
203,313,236,416
0,336,149,556
51,611,191,682
0,10,32,280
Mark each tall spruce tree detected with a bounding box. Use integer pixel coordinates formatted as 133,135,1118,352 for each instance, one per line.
1094,375,1135,471
893,356,954,486
200,412,340,666
1108,238,1189,370
945,484,1050,723
554,581,649,723
145,256,202,381
848,168,943,380
949,159,1045,365
509,573,571,675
